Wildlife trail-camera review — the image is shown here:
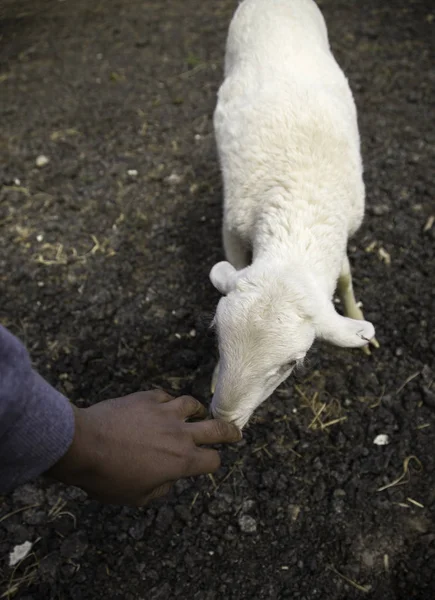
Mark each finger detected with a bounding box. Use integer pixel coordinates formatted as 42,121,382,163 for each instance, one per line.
169,395,208,420
189,418,242,446
186,448,221,476
138,389,174,404
154,390,175,404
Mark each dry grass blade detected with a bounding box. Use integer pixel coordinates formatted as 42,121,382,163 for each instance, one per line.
377,455,423,492
308,400,326,429
321,416,347,429
407,497,424,508
295,385,344,431
1,553,40,599
48,497,66,519
0,504,41,524
328,566,371,593
213,459,245,493
423,215,434,232
395,371,420,395
207,473,217,490
190,492,199,510
252,443,272,458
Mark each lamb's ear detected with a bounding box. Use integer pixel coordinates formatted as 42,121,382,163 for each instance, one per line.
209,261,238,295
316,306,375,348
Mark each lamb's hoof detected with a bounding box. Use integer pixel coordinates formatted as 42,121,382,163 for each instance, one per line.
210,362,220,394
362,336,380,356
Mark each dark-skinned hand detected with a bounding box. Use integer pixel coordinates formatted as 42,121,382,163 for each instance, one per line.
47,390,241,506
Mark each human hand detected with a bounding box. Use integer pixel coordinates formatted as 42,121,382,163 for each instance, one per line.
47,390,241,506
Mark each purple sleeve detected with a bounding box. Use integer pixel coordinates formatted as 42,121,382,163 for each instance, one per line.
0,324,74,493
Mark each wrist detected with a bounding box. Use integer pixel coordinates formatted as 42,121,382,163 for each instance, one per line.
46,405,99,486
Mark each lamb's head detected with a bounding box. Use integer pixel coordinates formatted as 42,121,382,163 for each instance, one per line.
209,261,316,428
209,260,375,428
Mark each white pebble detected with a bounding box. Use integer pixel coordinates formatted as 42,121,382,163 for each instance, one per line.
165,172,182,185
14,178,21,185
373,434,390,446
189,329,196,338
35,155,49,168
36,234,44,242
9,541,33,567
127,169,138,177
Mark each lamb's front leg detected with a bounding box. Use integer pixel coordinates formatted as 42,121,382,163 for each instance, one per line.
337,255,380,355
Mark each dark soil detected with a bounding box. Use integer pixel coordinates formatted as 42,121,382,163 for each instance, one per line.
1,0,434,598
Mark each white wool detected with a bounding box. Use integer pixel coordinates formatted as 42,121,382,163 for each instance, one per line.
209,0,376,428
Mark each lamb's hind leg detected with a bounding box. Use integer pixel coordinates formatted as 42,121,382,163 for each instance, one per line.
211,227,250,394
337,255,380,355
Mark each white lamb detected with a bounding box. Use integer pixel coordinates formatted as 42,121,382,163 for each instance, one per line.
209,0,378,429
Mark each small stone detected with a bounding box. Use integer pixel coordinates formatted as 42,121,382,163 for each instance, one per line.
9,541,33,566
127,169,138,177
370,204,390,216
129,520,146,541
60,532,88,559
238,514,257,533
36,234,44,242
165,172,182,185
35,155,49,168
12,483,45,506
155,506,174,532
241,499,255,513
208,498,230,516
374,434,390,446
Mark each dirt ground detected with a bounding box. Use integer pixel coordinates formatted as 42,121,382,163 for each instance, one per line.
0,0,434,598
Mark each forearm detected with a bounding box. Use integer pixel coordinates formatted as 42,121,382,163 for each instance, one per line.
0,325,74,494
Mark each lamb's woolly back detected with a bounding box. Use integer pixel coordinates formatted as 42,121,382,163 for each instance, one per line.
209,0,375,428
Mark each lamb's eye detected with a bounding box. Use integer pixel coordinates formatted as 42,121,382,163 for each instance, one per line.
281,360,297,373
